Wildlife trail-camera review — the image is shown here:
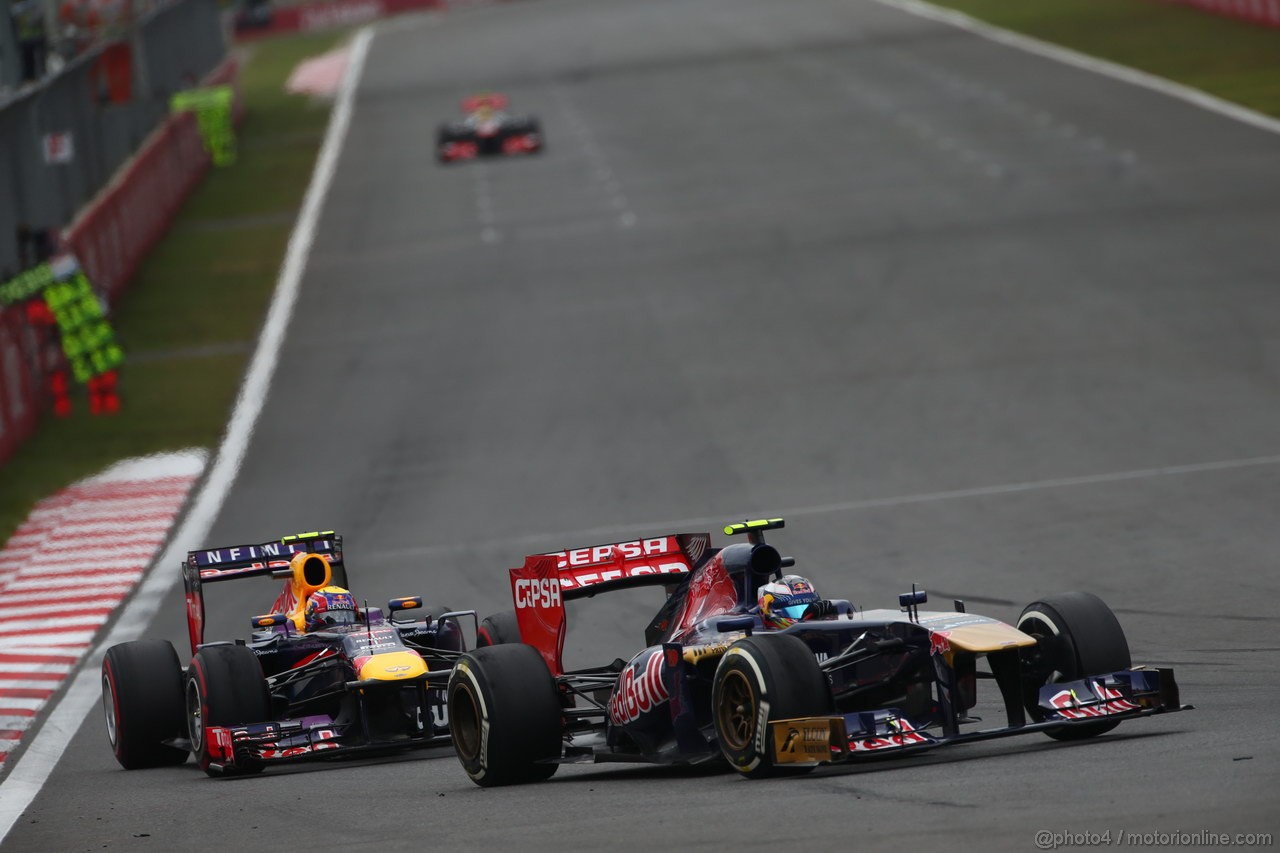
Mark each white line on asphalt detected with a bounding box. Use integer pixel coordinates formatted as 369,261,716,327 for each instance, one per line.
0,584,134,600
0,631,97,646
0,596,121,617
872,0,1280,138
0,717,36,730
367,451,1280,560
0,615,111,633
14,557,146,573
0,680,59,690
0,699,49,712
0,664,74,674
0,25,376,843
2,573,141,591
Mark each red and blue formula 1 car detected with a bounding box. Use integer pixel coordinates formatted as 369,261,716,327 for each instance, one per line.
435,93,543,163
102,531,475,776
447,519,1189,785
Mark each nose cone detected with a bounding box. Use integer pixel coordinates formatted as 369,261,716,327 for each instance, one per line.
358,650,427,681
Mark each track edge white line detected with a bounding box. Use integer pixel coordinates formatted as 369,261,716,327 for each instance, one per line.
0,25,376,842
871,0,1280,137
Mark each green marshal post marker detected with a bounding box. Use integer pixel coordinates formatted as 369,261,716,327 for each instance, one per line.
0,258,125,384
171,85,237,167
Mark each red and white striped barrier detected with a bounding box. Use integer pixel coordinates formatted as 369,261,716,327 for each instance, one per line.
0,450,205,770
1161,0,1280,27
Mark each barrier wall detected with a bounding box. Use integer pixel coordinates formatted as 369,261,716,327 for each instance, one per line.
0,307,48,464
1163,0,1280,26
234,0,441,40
63,59,242,305
0,57,242,468
0,0,226,278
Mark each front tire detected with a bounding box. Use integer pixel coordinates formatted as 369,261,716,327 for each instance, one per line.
1018,592,1131,741
448,644,561,786
712,633,832,778
186,644,272,776
101,640,188,769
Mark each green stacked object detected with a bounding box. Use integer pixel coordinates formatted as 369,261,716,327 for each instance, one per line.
0,258,125,383
171,85,237,167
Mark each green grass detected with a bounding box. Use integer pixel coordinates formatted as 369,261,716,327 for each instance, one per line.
931,0,1280,116
0,29,350,544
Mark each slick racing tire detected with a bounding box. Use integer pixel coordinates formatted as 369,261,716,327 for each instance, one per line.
476,610,520,647
712,633,832,778
448,644,561,786
101,640,188,769
186,644,272,776
1018,592,1131,741
522,119,544,152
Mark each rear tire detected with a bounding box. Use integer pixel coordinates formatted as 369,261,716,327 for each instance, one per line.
712,633,832,778
476,610,520,647
101,640,188,769
424,604,463,651
448,644,561,786
186,644,272,776
1018,592,1131,741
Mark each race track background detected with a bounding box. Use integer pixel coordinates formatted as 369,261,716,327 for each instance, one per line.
5,0,1279,848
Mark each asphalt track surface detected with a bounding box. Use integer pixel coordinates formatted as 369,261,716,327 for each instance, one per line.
6,0,1280,849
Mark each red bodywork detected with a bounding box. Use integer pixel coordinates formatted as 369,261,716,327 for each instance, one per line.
509,534,724,676
438,140,479,162
501,135,538,154
461,93,508,112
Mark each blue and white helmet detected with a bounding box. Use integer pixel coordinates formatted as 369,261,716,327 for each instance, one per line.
757,575,819,628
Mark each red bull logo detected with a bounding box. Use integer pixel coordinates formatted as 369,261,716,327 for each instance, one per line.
608,650,670,725
929,630,951,657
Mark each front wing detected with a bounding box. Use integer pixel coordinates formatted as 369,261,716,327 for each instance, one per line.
203,672,451,773
771,668,1190,766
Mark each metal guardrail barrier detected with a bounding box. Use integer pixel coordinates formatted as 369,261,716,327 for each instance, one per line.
0,0,228,465
0,0,226,279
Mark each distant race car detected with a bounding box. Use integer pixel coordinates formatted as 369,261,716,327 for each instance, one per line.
101,531,476,776
436,93,543,163
447,518,1190,785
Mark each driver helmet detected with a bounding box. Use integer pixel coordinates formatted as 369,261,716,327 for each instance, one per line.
305,586,358,631
757,575,819,629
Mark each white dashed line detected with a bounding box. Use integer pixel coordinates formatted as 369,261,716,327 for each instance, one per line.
554,86,638,230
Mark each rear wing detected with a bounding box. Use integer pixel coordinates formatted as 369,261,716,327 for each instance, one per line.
510,533,712,675
183,531,343,655
463,92,507,112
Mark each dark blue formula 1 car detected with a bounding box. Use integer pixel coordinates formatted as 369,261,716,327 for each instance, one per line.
102,531,475,776
447,519,1189,785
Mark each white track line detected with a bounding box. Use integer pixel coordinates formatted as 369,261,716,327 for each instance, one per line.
871,0,1280,138
370,451,1280,560
0,25,375,842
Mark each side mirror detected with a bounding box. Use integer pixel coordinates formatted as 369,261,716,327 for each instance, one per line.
251,613,288,630
898,590,928,608
387,596,422,614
